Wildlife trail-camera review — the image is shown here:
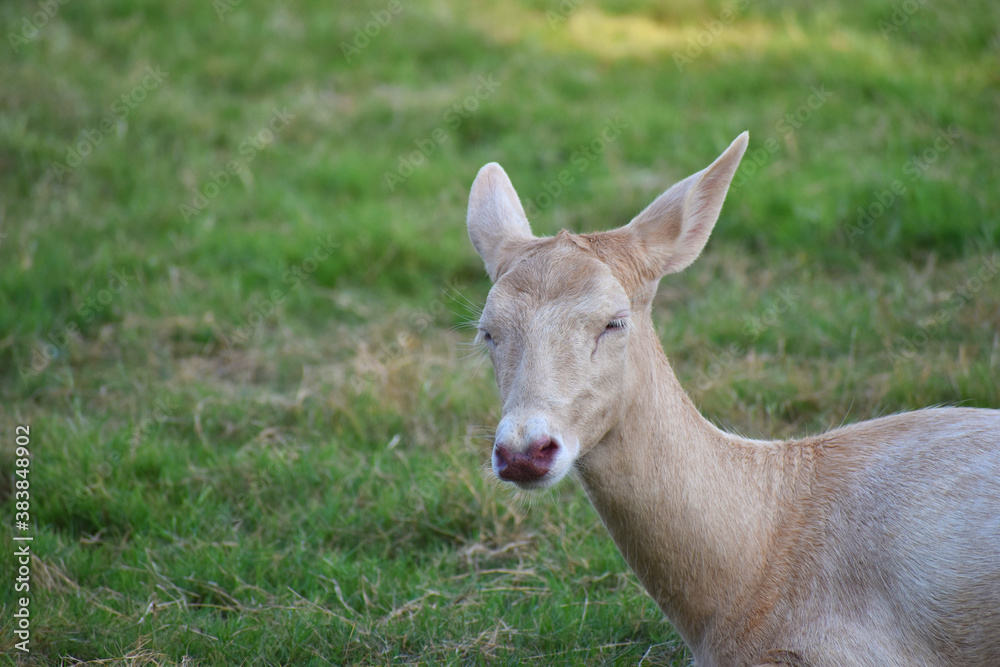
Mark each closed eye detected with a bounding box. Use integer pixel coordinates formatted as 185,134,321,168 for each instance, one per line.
605,310,630,332
594,312,630,356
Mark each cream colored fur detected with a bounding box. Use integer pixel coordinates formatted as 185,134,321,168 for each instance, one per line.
466,133,1000,666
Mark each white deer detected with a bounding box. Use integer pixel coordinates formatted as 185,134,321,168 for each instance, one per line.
465,132,1000,666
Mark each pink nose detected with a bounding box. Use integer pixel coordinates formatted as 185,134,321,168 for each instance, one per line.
493,436,559,483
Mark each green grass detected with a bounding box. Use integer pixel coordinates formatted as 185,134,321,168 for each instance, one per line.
1,0,998,664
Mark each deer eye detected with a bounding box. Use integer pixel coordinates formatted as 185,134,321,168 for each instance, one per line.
479,329,495,346
604,310,630,333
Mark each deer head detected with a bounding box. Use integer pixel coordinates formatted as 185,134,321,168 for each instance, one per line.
467,132,748,489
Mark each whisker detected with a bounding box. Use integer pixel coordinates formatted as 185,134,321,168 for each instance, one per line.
470,349,492,376
445,285,484,330
456,348,486,362
451,322,482,335
445,284,484,313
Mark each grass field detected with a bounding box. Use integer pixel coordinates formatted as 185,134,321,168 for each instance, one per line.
1,0,998,664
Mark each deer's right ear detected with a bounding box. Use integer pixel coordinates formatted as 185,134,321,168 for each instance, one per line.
467,163,534,282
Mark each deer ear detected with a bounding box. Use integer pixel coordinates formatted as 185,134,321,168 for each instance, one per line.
626,132,748,277
467,163,534,282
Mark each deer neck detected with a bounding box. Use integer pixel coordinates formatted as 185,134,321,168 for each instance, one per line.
575,319,780,648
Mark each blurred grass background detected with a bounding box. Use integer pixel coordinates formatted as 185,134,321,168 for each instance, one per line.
1,0,998,664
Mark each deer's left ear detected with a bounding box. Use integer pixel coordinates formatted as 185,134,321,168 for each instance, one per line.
467,163,535,282
626,132,748,277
